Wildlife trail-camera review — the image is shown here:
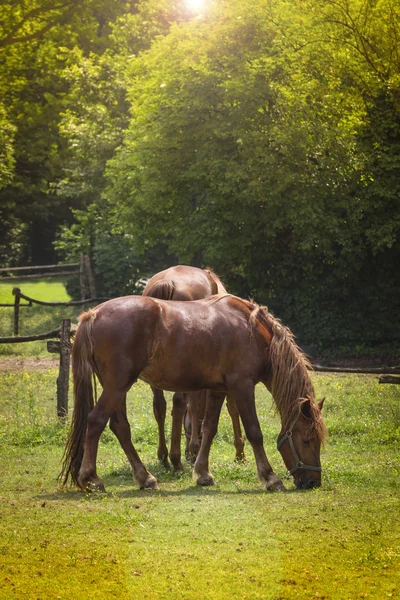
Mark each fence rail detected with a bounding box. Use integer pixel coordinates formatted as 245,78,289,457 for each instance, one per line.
0,262,80,280
0,254,96,300
0,262,80,274
8,288,110,336
14,288,109,307
0,328,71,344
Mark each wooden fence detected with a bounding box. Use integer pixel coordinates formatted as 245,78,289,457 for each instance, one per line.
0,319,73,419
0,254,96,300
0,264,399,420
0,254,110,417
0,293,111,418
1,320,399,422
9,287,110,336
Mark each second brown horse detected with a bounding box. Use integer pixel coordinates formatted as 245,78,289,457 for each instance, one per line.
142,265,245,469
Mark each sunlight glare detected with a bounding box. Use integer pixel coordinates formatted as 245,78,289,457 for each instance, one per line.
185,0,206,13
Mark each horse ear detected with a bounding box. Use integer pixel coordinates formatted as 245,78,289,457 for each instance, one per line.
318,397,326,411
300,399,312,419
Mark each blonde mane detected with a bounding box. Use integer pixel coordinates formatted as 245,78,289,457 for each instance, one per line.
249,303,327,443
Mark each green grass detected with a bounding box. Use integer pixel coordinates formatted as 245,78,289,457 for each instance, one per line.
0,278,89,357
0,369,399,599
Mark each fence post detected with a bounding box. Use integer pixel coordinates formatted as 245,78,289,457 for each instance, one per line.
79,254,86,301
84,255,97,299
12,287,21,336
57,319,71,420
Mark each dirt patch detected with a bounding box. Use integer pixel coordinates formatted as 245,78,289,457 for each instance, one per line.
0,355,397,374
0,357,59,372
313,356,399,369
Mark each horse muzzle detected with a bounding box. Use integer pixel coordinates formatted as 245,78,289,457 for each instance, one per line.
294,473,321,489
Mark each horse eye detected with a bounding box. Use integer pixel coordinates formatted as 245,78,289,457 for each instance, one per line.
303,439,310,445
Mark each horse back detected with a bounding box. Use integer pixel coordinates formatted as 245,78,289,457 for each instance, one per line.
142,265,225,300
83,294,267,394
140,296,266,391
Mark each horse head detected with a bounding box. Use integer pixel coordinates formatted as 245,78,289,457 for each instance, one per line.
277,398,326,489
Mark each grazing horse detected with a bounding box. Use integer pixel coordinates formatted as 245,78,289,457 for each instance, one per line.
142,265,245,469
60,294,327,492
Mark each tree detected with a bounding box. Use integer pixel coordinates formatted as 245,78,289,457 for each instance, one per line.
105,0,399,350
0,103,15,189
0,0,193,266
0,0,134,265
106,1,353,278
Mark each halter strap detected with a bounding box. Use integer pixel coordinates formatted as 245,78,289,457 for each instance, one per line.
277,413,322,475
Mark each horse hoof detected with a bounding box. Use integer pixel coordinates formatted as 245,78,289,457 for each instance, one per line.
86,480,106,493
185,453,197,465
266,480,286,492
158,454,170,469
234,454,247,463
141,475,158,490
196,474,215,486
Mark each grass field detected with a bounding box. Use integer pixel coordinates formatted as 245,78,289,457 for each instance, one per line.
0,279,399,598
0,367,399,600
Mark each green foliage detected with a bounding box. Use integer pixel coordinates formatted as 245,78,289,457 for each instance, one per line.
54,205,174,298
0,103,15,189
0,0,162,266
1,0,399,353
105,0,400,353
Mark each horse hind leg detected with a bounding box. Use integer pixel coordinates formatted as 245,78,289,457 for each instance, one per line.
226,395,246,461
77,392,113,492
185,391,206,463
110,397,157,490
169,392,187,471
152,387,169,468
184,406,192,461
193,391,225,486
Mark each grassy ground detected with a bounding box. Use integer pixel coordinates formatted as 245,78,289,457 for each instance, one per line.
0,279,88,357
0,367,399,600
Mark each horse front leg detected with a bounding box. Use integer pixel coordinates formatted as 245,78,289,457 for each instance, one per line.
226,395,246,461
193,391,225,486
169,392,187,471
229,381,286,492
110,399,157,490
152,387,169,468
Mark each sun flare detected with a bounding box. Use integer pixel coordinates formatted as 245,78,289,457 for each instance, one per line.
184,0,206,13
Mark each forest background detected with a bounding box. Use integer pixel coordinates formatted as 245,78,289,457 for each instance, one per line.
0,0,399,355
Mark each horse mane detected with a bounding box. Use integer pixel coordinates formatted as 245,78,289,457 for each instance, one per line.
248,302,327,444
204,267,228,294
145,280,176,300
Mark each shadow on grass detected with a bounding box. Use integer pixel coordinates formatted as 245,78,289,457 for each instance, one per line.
38,481,305,503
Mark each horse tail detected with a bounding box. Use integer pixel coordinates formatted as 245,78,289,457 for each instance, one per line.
143,280,175,300
59,310,96,487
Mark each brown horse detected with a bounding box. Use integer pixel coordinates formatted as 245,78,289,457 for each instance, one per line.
61,294,327,492
142,265,245,468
